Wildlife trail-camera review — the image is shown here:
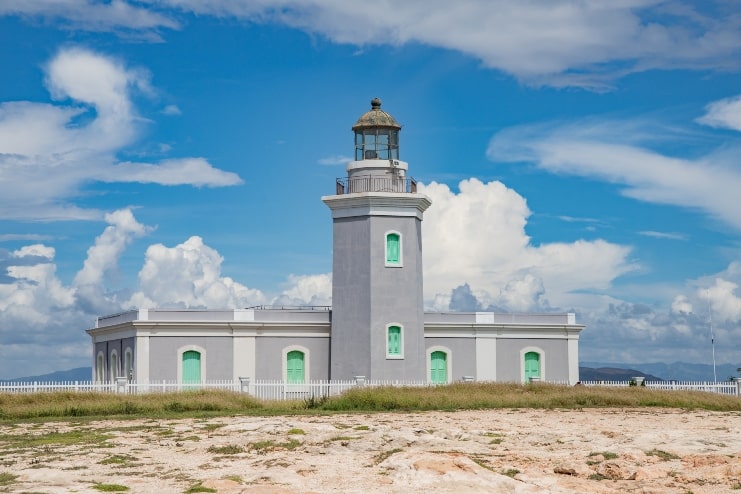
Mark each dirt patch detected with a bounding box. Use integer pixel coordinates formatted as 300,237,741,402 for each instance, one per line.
0,408,740,493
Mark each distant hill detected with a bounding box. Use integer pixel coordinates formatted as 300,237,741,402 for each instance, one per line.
581,361,740,382
4,362,737,383
579,367,662,382
2,367,92,382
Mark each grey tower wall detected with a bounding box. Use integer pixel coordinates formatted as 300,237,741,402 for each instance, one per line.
329,210,427,380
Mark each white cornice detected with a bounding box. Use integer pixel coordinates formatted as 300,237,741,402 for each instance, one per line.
322,192,432,219
87,320,331,339
424,324,584,339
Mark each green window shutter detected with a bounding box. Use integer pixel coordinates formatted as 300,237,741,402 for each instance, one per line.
287,351,305,383
388,326,401,355
182,350,202,383
386,233,400,264
524,352,540,380
430,351,447,384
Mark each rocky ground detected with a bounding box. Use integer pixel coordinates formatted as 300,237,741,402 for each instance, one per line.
1,408,740,493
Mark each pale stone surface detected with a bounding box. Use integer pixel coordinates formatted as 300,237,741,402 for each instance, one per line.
1,408,740,493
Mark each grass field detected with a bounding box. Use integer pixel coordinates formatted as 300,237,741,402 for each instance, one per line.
0,382,739,422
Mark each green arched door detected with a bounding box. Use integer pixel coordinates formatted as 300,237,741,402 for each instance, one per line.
524,352,540,381
182,350,201,383
430,351,447,384
286,351,305,383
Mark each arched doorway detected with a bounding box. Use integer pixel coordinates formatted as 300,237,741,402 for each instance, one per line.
524,351,541,381
430,351,447,384
182,350,202,383
286,350,305,383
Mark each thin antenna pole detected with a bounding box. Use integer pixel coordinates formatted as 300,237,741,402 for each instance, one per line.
707,289,717,382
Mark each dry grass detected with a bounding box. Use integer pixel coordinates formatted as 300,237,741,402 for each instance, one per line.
0,389,271,420
0,383,738,422
318,382,741,412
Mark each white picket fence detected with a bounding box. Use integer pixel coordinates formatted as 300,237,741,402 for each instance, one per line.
0,378,430,399
0,379,738,398
581,380,740,396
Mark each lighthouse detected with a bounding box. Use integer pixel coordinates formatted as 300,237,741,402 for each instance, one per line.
323,98,432,381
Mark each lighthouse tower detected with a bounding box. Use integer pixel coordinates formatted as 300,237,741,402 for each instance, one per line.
323,98,432,381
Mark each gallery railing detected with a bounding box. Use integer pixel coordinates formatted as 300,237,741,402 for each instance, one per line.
335,176,417,194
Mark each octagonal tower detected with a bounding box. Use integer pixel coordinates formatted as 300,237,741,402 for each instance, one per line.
323,99,431,381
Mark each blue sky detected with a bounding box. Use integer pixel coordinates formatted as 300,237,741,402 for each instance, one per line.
1,1,741,378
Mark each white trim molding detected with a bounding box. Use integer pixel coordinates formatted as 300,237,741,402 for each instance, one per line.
176,344,207,383
322,193,432,220
282,345,310,382
520,346,546,383
426,345,453,384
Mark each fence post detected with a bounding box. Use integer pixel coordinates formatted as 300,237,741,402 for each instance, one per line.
736,378,741,396
239,377,251,394
115,377,127,393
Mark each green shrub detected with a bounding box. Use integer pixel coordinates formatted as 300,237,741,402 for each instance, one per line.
184,484,216,493
647,449,680,461
93,483,129,492
207,445,243,455
0,472,18,486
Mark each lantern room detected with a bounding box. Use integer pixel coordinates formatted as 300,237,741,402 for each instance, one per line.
352,97,401,161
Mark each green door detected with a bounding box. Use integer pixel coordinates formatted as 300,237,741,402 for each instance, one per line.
182,350,201,383
430,351,447,384
287,351,305,383
524,352,540,381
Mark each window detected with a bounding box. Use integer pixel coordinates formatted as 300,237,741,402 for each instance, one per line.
110,350,119,381
354,128,399,161
96,352,105,382
286,351,305,383
430,351,448,384
124,348,133,381
387,325,403,358
524,352,541,381
182,350,202,383
385,232,402,266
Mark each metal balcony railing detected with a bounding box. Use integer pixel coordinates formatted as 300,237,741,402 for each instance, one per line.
335,176,417,194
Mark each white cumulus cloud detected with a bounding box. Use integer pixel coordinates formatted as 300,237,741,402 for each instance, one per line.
74,209,152,288
271,273,332,307
126,236,266,309
419,178,636,311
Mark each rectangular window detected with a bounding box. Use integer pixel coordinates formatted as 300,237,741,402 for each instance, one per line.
387,325,402,357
